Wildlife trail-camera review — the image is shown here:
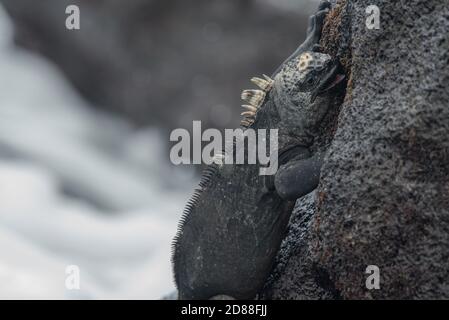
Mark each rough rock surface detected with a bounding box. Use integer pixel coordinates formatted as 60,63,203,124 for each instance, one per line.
261,192,339,299
263,0,449,299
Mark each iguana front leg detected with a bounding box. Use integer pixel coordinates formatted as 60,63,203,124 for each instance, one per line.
275,152,324,201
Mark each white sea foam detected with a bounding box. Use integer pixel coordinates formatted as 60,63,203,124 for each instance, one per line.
0,5,193,299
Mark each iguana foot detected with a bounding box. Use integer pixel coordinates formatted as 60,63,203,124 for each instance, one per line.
306,0,331,43
275,0,331,74
275,153,324,201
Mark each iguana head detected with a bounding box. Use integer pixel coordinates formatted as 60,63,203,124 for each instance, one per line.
278,51,345,102
239,51,345,129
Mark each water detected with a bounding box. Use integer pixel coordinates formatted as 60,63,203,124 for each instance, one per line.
0,6,193,299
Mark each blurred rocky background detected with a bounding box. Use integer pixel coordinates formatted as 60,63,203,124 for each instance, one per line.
0,0,318,299
0,0,318,131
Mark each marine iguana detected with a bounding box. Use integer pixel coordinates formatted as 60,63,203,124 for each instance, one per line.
172,0,345,300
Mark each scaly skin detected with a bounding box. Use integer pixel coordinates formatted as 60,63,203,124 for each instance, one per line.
173,1,344,300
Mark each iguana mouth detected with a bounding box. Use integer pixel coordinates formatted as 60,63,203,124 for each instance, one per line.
311,63,345,102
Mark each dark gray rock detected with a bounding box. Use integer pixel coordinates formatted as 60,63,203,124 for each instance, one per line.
263,0,449,299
